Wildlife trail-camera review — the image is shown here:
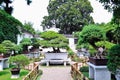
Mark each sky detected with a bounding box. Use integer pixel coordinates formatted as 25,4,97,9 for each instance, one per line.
12,0,113,31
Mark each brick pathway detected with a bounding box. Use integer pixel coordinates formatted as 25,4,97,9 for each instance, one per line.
39,66,73,80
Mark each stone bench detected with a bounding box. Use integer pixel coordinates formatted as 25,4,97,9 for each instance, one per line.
41,53,70,66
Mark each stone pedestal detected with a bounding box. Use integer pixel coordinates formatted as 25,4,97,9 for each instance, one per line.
88,62,111,80
11,74,19,79
0,58,9,71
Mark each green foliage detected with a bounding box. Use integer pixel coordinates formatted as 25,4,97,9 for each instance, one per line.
98,0,120,10
89,45,97,56
78,24,106,49
114,26,120,44
40,31,68,52
20,38,31,51
23,22,35,34
76,43,97,56
107,44,120,74
0,9,22,43
67,48,74,56
76,43,89,49
42,0,94,34
12,45,22,52
0,0,32,14
20,38,31,47
73,32,80,38
9,54,30,68
31,38,40,48
95,41,115,52
0,44,7,54
98,0,120,28
0,68,29,80
80,66,89,72
1,40,15,51
1,40,22,54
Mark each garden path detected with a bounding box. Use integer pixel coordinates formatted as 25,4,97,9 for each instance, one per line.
39,65,73,80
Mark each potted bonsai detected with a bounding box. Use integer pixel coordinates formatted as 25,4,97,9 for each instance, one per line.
77,25,108,65
39,31,69,65
0,40,16,58
107,44,120,80
9,54,30,78
1,40,22,56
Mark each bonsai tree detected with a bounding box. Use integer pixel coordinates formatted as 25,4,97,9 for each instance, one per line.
9,54,30,78
31,38,41,51
107,44,120,75
1,40,16,55
77,24,107,58
9,54,30,69
1,40,22,55
78,24,106,49
20,38,31,54
1,40,15,51
39,31,68,53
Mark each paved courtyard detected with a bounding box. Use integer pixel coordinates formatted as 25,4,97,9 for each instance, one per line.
39,65,73,80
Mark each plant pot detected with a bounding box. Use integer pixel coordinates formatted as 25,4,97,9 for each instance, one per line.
89,57,108,66
11,68,20,75
0,54,10,58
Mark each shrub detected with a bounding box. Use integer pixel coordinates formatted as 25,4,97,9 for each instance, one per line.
107,44,120,74
80,66,89,72
68,48,74,56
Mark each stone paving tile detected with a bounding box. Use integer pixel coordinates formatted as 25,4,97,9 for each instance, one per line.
39,66,73,80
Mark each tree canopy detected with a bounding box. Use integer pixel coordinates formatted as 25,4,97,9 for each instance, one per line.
78,24,106,49
40,31,68,52
98,0,120,24
0,0,32,14
0,9,22,43
41,0,94,34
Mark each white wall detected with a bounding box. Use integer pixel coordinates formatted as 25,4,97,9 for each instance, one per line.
68,38,76,53
17,32,33,44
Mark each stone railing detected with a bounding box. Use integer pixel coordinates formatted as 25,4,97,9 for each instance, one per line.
71,63,89,80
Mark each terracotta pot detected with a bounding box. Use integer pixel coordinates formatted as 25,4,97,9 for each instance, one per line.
89,57,108,66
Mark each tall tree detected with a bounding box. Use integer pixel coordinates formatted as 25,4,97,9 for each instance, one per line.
98,0,120,24
0,0,32,14
98,0,120,44
41,0,94,34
